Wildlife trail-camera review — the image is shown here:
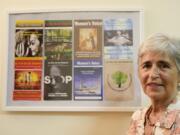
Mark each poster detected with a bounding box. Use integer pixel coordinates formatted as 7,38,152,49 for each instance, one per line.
44,20,72,100
44,61,72,100
74,20,103,66
74,67,103,100
104,60,134,101
13,20,43,101
104,18,133,60
6,10,142,111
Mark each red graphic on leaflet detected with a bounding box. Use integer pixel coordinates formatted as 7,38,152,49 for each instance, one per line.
13,91,41,100
13,70,42,101
13,59,42,101
15,59,42,69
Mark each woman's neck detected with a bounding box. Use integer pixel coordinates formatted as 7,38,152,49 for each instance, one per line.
152,104,166,112
150,99,171,115
145,103,167,127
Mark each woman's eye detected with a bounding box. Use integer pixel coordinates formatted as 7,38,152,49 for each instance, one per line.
143,65,150,69
142,63,151,69
158,61,170,69
159,63,170,69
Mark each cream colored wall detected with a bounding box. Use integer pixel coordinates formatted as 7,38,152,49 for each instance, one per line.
0,0,180,135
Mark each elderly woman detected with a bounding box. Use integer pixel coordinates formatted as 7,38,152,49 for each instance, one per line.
128,33,180,134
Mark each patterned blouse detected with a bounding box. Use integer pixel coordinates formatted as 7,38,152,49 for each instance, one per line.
127,102,180,135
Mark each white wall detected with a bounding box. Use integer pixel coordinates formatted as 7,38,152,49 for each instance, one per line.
0,0,180,135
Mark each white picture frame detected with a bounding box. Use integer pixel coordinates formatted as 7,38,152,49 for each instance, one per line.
3,9,144,111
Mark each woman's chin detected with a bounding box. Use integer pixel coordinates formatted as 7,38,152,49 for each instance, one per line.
146,91,164,101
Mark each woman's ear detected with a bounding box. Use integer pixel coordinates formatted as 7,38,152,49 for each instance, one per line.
138,68,140,79
178,74,180,90
178,83,180,92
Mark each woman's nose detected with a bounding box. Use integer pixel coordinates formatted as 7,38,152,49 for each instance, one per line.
149,66,160,79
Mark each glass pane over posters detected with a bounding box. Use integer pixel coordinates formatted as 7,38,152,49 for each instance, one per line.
5,10,143,111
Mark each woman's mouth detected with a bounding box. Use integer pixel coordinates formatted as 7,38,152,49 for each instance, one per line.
146,82,164,89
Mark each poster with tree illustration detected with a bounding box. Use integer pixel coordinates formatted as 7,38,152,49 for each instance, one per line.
104,60,134,101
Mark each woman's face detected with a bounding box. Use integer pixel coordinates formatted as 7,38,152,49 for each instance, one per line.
29,34,40,55
138,51,180,103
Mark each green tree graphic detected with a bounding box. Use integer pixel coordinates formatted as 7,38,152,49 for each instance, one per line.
112,71,128,88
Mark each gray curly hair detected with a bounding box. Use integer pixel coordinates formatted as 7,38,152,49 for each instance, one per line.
138,33,180,73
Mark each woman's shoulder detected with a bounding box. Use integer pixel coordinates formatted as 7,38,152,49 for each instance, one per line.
131,107,148,121
167,100,180,115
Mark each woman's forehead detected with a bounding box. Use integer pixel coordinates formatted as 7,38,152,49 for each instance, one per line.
139,51,174,62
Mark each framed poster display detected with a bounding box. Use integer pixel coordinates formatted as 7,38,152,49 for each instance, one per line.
4,9,143,111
